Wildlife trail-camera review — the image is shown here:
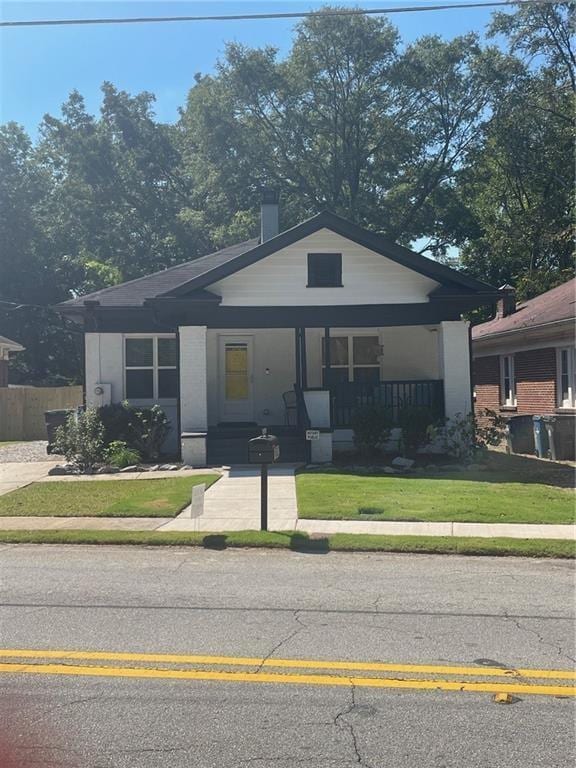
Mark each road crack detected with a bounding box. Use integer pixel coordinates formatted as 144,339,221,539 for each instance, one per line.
502,610,575,665
254,609,308,673
334,681,375,768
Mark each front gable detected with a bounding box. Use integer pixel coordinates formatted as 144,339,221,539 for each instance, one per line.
208,229,440,306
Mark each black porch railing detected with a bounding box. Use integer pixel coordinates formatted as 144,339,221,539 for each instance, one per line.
330,379,445,428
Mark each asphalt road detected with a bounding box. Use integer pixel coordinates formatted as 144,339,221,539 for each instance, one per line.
0,544,574,767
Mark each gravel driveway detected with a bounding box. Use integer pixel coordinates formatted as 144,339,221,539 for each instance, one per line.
0,441,62,463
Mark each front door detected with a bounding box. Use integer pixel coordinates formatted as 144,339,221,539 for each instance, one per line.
219,336,254,422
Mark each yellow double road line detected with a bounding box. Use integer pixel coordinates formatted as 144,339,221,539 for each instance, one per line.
0,648,573,698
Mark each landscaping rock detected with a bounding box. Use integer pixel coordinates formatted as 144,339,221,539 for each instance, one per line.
96,466,120,474
158,464,179,471
119,465,140,473
48,465,74,476
179,464,194,471
383,466,399,474
391,456,415,469
148,464,161,472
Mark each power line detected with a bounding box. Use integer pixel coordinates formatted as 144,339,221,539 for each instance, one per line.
0,1,558,29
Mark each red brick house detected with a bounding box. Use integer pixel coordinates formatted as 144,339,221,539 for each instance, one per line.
0,335,24,388
472,279,575,459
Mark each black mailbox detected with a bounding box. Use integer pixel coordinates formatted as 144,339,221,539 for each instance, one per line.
248,432,280,464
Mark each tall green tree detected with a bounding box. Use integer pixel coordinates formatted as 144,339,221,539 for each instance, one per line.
180,9,512,253
458,1,575,300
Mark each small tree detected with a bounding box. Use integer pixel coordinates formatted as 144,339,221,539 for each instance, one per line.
351,405,392,458
52,409,105,471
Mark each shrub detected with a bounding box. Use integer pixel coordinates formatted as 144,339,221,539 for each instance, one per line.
476,408,508,448
52,409,105,471
439,412,476,462
98,402,170,461
126,405,170,461
351,405,392,457
103,440,141,468
431,410,509,463
397,406,436,455
99,402,132,445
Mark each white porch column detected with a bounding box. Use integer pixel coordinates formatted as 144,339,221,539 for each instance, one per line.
179,325,208,466
439,320,472,419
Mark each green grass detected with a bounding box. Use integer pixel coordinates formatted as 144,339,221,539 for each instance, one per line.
0,476,219,517
296,470,575,524
0,529,572,558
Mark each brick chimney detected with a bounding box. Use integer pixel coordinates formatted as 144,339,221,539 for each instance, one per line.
496,284,516,318
260,189,279,242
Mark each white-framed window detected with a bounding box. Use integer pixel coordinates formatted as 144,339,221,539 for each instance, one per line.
322,334,381,385
557,347,576,408
499,354,516,407
124,336,178,400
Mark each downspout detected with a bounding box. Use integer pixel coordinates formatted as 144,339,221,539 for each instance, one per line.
468,323,475,418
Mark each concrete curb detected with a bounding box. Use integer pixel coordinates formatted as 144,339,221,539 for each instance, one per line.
295,519,576,540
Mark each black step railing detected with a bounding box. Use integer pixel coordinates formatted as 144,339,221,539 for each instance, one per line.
330,379,445,428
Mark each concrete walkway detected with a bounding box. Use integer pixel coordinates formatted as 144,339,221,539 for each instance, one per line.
158,466,299,532
0,461,60,497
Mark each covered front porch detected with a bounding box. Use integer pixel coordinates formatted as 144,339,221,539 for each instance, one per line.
178,320,472,466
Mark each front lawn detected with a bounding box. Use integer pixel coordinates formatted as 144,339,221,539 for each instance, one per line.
0,476,219,517
296,469,575,525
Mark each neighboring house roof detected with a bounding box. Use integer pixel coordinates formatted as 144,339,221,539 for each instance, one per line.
0,335,25,353
58,211,497,310
472,279,576,341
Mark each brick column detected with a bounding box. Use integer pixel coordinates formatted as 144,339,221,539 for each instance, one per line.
439,320,472,419
179,325,208,466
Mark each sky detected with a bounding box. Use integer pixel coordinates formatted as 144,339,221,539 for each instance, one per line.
0,0,506,136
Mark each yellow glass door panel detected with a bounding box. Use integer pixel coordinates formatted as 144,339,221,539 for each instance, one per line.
225,346,249,400
220,337,254,421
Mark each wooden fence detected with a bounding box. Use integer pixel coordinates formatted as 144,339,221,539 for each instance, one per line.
0,386,83,441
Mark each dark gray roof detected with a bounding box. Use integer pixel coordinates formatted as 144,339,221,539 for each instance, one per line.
60,238,259,308
58,210,498,311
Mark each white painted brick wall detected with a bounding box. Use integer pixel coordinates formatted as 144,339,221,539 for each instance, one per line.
179,326,208,431
440,320,472,418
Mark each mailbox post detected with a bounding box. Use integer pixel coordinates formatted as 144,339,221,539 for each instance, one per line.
248,429,280,531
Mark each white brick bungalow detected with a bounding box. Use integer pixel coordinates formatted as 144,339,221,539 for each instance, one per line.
58,197,500,465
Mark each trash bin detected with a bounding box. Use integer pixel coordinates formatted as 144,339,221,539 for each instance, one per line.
508,415,535,455
45,409,75,453
542,415,558,461
553,414,576,460
532,415,550,459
